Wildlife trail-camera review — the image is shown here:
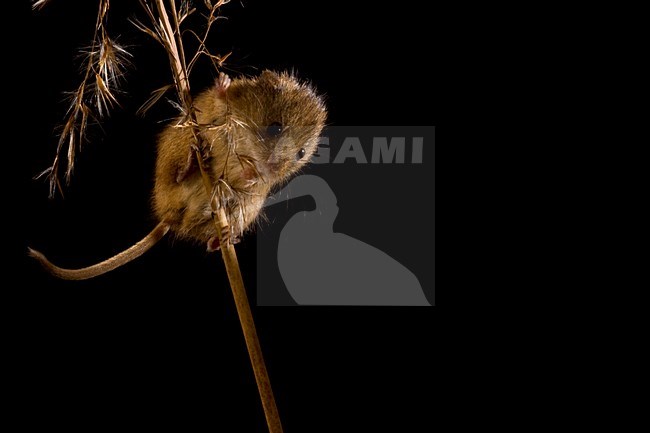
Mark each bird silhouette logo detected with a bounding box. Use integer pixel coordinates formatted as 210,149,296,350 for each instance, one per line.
265,175,430,306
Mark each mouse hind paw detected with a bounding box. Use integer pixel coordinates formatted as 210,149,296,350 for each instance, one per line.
206,233,241,253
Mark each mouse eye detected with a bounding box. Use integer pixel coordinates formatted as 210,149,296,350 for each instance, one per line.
297,148,306,160
266,122,283,138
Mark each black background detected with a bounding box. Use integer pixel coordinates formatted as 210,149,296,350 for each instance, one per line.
8,1,438,430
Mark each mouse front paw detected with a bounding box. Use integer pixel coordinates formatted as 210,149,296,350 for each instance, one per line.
215,72,232,97
176,144,212,183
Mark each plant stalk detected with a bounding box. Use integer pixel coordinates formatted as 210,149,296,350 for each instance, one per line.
154,1,283,431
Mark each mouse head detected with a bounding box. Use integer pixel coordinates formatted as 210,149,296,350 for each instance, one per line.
223,71,327,184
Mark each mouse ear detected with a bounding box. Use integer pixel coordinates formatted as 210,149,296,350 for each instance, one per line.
215,72,231,98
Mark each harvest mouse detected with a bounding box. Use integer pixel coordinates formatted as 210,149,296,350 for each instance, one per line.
29,70,327,280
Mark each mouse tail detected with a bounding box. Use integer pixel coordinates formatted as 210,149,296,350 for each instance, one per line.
28,222,171,280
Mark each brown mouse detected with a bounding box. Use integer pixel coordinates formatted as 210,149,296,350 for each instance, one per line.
29,70,327,280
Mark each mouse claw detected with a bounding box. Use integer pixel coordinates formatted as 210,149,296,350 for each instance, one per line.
220,225,231,243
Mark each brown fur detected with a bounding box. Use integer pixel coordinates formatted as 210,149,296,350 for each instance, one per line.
31,71,327,280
